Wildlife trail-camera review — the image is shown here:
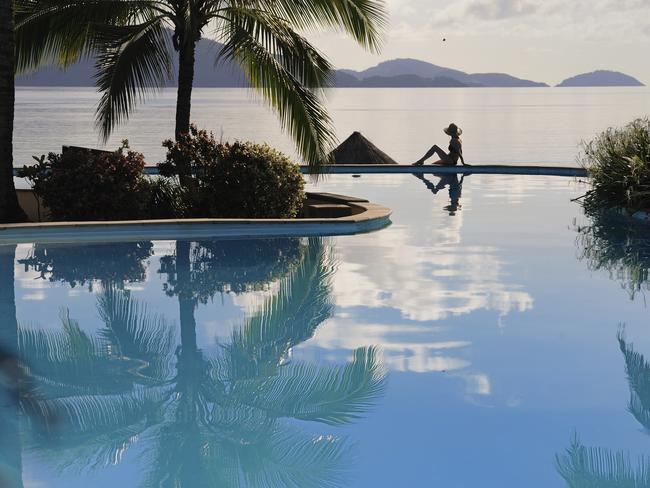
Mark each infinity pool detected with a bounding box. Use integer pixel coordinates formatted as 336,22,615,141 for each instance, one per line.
2,173,650,487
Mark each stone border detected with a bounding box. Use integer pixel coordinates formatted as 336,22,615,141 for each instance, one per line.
0,193,391,244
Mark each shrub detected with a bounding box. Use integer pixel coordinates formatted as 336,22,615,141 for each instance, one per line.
141,177,192,220
18,143,149,221
581,118,650,213
159,126,305,218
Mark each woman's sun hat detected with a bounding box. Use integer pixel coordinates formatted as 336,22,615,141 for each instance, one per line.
443,123,462,136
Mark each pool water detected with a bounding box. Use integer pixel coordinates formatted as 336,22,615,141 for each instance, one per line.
2,173,650,487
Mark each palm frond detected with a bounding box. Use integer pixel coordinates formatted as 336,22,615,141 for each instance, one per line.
227,238,335,378
234,428,353,488
556,436,650,487
218,7,337,168
14,0,155,72
256,0,388,52
235,347,386,425
618,332,650,432
94,17,172,140
97,286,176,381
19,311,147,396
31,387,166,440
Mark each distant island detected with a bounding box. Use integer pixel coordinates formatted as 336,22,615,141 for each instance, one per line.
556,70,645,87
15,38,645,89
338,58,548,88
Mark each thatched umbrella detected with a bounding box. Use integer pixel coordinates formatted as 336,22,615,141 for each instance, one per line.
329,132,397,165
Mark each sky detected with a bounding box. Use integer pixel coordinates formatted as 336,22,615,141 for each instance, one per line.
308,0,650,85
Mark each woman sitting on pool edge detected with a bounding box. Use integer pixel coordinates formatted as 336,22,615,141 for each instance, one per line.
412,123,469,166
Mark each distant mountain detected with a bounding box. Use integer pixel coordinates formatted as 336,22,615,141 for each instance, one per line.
557,70,644,87
334,73,471,88
27,47,644,90
17,37,248,87
341,58,549,87
360,74,469,87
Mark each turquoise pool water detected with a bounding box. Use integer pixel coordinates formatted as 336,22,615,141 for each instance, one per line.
2,173,650,487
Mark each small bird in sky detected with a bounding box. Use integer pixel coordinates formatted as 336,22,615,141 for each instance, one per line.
443,38,446,42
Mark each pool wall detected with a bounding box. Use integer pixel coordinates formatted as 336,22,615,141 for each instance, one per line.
1,192,392,244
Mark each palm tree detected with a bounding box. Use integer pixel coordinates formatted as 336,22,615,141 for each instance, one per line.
15,0,387,175
0,244,24,487
8,237,385,485
555,435,650,488
0,0,27,223
555,333,650,487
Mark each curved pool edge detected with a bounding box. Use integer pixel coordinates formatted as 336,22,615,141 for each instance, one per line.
0,201,392,244
299,164,588,177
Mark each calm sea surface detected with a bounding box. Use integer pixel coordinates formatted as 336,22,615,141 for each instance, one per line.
13,87,650,167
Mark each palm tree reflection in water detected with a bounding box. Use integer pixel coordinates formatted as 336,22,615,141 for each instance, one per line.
556,331,650,487
0,238,386,487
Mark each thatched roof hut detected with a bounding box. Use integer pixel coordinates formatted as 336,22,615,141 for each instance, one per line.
329,132,397,165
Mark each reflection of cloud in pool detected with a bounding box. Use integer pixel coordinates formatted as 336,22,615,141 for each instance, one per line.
330,222,533,322
464,373,491,396
304,318,470,373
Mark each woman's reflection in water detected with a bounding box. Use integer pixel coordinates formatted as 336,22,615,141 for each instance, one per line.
414,173,469,216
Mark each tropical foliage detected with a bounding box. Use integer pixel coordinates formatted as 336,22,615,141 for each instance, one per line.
3,237,386,486
556,436,650,488
581,118,650,213
159,126,306,218
14,0,388,170
159,238,305,302
17,144,150,221
555,332,650,487
18,241,154,290
576,209,650,299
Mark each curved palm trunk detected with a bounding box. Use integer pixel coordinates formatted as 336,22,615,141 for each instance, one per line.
0,0,26,224
0,245,24,488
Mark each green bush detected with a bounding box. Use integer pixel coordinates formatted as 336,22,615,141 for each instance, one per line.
141,177,192,219
159,126,305,218
581,118,650,213
18,143,149,221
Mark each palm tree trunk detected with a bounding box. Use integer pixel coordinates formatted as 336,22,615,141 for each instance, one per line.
174,241,201,429
174,40,197,186
0,245,24,488
176,241,198,353
0,0,27,224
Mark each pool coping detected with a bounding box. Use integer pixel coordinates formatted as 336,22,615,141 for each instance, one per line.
13,164,588,179
0,193,392,244
298,164,588,177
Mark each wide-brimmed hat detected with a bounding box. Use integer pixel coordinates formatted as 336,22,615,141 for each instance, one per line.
443,123,462,136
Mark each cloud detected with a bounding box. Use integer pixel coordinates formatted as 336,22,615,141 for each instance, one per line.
463,0,539,20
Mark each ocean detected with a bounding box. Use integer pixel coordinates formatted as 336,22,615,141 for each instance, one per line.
13,86,650,167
